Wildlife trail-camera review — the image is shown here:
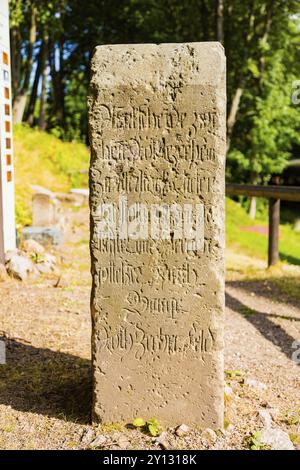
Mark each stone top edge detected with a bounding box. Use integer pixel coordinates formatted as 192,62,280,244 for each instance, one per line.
94,41,225,54
94,41,224,48
90,41,226,89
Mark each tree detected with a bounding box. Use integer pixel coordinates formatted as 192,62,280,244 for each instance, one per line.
8,0,300,195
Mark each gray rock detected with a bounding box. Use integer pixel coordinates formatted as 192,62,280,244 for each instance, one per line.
90,434,108,448
6,254,36,281
201,428,218,444
155,431,169,450
36,253,57,274
224,384,234,397
22,239,45,255
259,408,294,450
259,409,273,428
22,226,64,246
244,377,267,391
175,424,190,437
4,249,22,263
81,428,94,445
260,427,294,450
116,435,131,449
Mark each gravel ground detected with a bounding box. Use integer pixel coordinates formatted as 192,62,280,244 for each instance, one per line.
0,205,299,450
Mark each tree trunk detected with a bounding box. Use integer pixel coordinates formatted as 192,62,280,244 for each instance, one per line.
48,36,65,131
259,0,275,86
249,197,257,220
226,1,256,154
12,5,37,123
200,0,209,40
249,172,258,219
226,84,244,153
58,36,65,130
10,27,22,100
25,42,44,125
38,35,48,130
12,94,27,124
216,0,224,43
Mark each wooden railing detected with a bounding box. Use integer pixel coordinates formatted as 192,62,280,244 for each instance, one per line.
226,184,300,267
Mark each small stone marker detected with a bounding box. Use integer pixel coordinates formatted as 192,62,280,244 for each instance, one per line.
32,192,61,227
88,43,226,426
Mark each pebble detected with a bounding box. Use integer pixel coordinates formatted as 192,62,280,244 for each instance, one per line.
81,428,94,445
201,428,217,444
116,435,131,449
258,409,294,450
22,239,45,255
6,254,36,281
260,427,294,450
224,384,234,397
259,409,272,428
155,431,169,449
244,377,267,391
90,434,108,448
175,424,190,437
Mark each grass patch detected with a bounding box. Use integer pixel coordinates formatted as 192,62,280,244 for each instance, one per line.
98,422,125,433
13,124,89,227
226,198,300,265
272,276,300,302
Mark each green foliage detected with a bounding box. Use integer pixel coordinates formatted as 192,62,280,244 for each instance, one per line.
287,410,300,426
13,124,89,227
9,0,300,185
132,418,146,428
133,417,160,436
147,418,160,436
226,197,300,265
248,431,265,450
225,370,244,379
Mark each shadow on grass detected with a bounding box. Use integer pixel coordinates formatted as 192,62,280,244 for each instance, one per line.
226,291,299,364
279,252,300,266
0,336,92,424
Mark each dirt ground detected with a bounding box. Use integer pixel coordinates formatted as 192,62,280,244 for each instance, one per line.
0,204,299,450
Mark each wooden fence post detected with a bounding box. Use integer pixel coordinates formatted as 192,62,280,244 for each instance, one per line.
268,198,280,267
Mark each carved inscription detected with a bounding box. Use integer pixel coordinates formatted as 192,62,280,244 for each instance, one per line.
89,43,225,426
98,323,216,360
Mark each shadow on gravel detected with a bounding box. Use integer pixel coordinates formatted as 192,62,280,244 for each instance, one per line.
227,278,300,310
226,291,299,365
0,336,92,424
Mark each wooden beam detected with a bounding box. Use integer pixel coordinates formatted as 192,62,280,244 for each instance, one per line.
226,184,300,202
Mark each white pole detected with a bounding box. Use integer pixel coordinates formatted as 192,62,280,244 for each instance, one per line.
0,0,16,263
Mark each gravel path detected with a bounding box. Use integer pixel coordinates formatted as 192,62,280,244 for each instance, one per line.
0,205,299,450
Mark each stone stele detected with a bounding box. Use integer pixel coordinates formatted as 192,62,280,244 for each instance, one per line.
88,43,226,427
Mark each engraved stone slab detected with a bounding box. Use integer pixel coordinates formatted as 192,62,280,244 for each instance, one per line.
32,192,61,227
88,43,226,427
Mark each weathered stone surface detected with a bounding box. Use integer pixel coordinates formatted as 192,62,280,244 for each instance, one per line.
6,253,36,280
21,226,64,246
88,43,226,426
32,191,65,229
22,239,45,255
36,253,57,274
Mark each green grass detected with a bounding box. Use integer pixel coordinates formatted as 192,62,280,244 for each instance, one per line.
13,125,89,227
226,197,300,265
